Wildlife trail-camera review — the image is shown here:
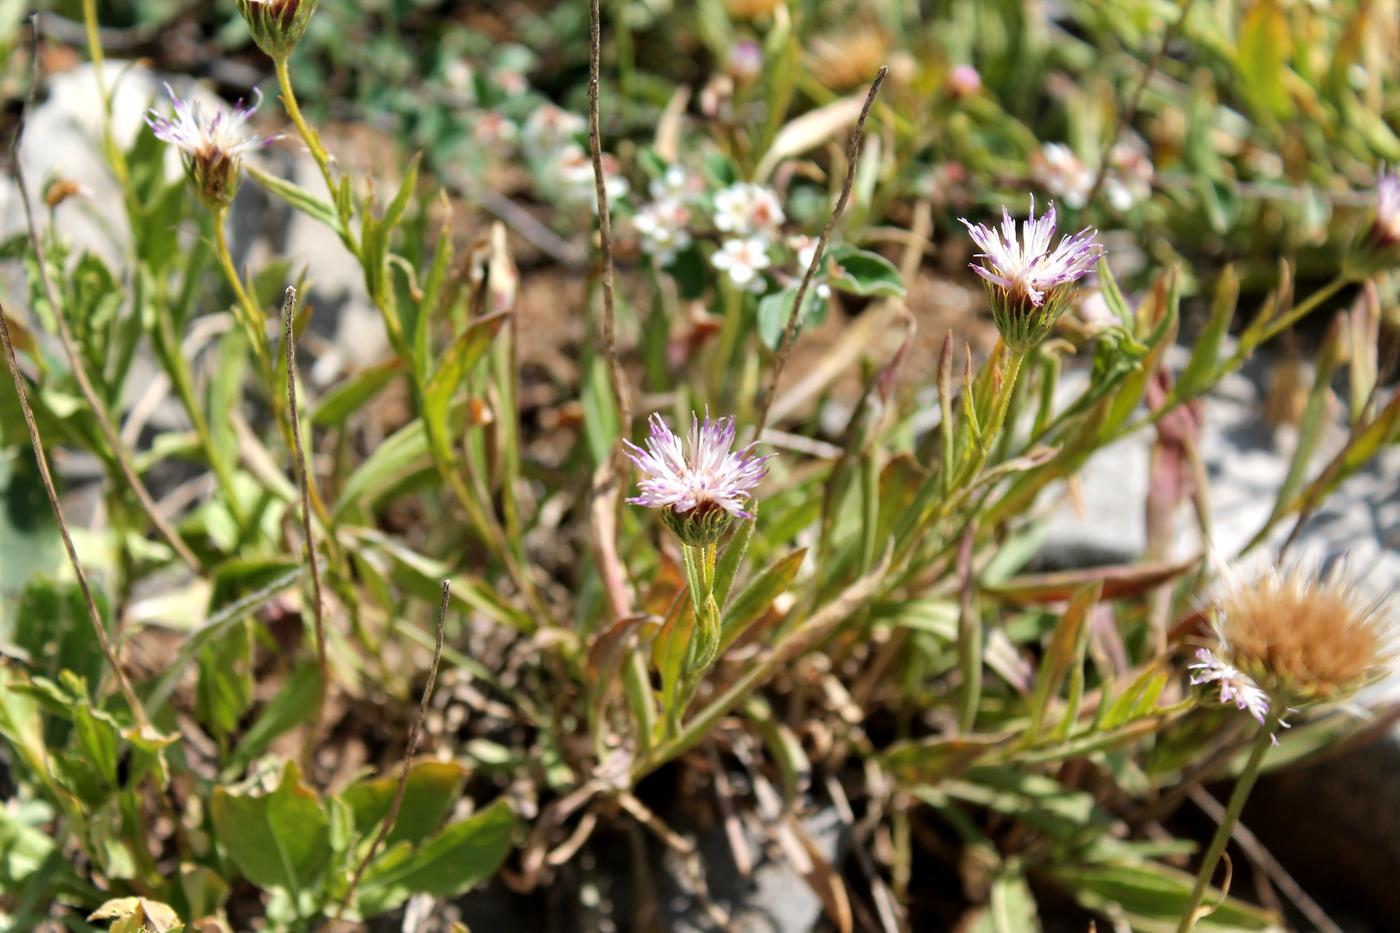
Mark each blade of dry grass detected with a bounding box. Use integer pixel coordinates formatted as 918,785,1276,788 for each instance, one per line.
324,580,449,931
754,65,887,437
0,302,152,732
281,286,329,764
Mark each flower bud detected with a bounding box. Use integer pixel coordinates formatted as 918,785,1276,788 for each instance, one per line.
237,0,320,60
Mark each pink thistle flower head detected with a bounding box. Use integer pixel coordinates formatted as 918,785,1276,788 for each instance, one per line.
623,411,771,544
1371,167,1400,247
960,197,1103,351
147,84,274,210
237,0,320,58
1346,167,1400,278
1188,647,1291,745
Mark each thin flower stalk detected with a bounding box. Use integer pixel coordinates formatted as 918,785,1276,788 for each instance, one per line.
1177,707,1279,933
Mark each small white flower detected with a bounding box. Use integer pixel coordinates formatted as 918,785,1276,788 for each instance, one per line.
1032,143,1093,210
1102,143,1154,212
713,182,784,238
554,143,630,208
523,104,586,156
472,112,518,148
634,197,693,264
649,165,695,201
787,235,831,298
712,237,771,291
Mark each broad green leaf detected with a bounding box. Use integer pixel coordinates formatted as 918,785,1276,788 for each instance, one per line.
211,760,331,898
11,577,107,696
1236,0,1293,119
341,760,468,848
719,548,805,653
195,617,253,744
757,285,823,350
355,798,515,915
826,245,906,298
87,896,183,933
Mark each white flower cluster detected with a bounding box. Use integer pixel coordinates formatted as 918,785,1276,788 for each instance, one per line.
1031,142,1155,212
633,166,698,264
709,182,785,291
521,104,629,210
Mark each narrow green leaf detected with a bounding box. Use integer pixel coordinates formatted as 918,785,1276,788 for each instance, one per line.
245,163,339,230
1024,581,1102,743
422,311,509,473
311,359,403,427
1173,265,1238,400
224,664,323,775
332,422,432,523
718,548,805,653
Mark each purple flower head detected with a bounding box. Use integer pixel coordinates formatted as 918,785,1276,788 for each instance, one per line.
147,84,275,208
1189,647,1290,744
959,198,1103,350
623,411,771,542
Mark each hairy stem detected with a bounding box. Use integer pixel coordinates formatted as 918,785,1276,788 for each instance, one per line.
274,55,339,210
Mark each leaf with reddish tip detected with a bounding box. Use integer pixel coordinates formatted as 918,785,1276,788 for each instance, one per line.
983,556,1199,605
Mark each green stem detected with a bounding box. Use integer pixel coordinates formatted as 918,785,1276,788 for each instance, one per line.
893,342,1025,568
1177,714,1277,932
211,209,272,379
274,55,339,210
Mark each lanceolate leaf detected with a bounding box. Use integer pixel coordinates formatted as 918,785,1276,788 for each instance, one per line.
719,548,805,653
